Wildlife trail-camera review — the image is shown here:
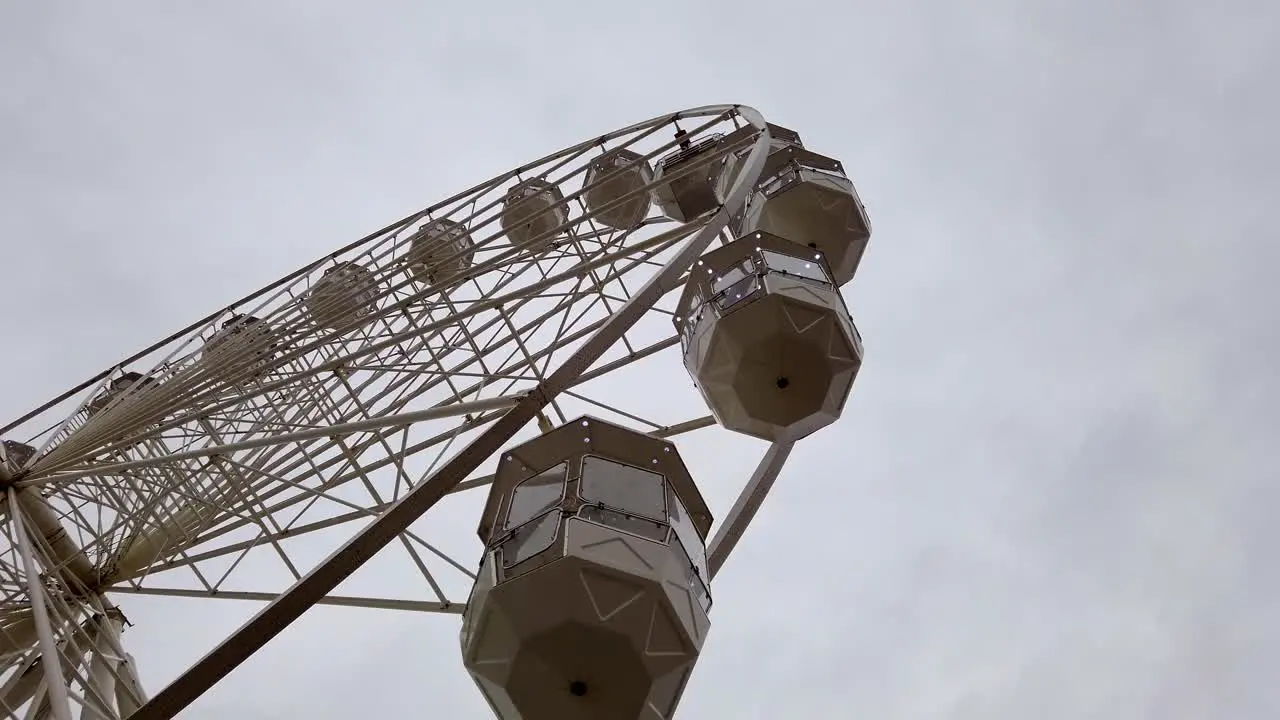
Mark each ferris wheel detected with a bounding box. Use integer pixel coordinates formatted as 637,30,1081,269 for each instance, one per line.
0,104,871,720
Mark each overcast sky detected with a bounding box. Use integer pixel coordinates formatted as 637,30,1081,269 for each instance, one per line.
2,1,1277,718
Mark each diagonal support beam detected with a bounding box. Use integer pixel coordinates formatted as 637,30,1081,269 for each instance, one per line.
109,587,464,614
707,440,794,579
8,490,74,720
128,106,771,720
24,394,523,486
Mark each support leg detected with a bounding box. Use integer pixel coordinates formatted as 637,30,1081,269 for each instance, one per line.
82,621,117,720
8,490,73,720
707,441,794,579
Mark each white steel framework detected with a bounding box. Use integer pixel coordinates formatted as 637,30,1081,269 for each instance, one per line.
0,104,817,719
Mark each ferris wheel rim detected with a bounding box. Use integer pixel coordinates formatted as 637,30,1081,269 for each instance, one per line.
0,103,797,720
3,103,774,585
14,113,771,478
0,104,764,440
106,106,776,720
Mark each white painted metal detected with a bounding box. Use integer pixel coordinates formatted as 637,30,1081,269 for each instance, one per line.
0,104,840,720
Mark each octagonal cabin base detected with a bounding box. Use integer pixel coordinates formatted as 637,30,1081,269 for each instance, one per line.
404,218,475,287
200,314,276,384
464,416,714,720
305,262,379,332
676,232,864,442
463,520,709,720
739,146,871,287
652,134,729,223
502,179,570,252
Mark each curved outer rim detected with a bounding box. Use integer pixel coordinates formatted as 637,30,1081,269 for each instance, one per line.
121,109,772,720
25,109,772,483
0,113,776,718
1,104,765,439
0,109,774,718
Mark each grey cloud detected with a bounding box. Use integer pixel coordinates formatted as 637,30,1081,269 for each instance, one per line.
2,0,1276,718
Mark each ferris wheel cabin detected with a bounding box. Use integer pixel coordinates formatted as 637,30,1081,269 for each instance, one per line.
651,134,730,223
675,231,864,443
582,149,654,231
79,371,165,456
731,128,871,286
199,314,277,384
462,416,713,720
721,122,805,195
304,261,380,332
404,218,476,287
501,178,570,252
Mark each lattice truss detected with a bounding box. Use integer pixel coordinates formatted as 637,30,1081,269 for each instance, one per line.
0,107,770,719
